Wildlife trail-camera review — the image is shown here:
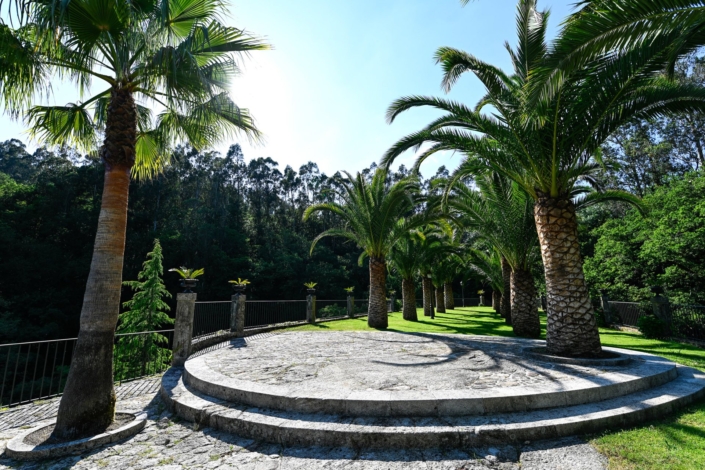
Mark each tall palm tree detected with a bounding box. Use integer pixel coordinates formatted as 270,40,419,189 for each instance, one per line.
381,0,686,356
304,168,430,329
0,0,267,438
446,170,542,337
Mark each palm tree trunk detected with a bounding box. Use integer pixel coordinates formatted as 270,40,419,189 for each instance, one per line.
435,287,446,313
511,268,541,338
492,290,501,312
368,256,388,329
53,87,136,439
444,283,454,310
402,278,417,321
535,195,601,356
52,165,129,438
422,277,434,317
501,257,511,324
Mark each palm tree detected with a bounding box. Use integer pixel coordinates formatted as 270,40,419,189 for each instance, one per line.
465,248,504,311
304,168,430,329
388,229,424,321
0,0,267,437
446,170,542,337
547,1,705,83
381,0,687,356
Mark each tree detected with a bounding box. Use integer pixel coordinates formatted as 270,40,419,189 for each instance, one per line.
0,0,267,437
446,171,541,337
381,0,687,356
304,168,430,329
115,239,172,380
388,229,425,321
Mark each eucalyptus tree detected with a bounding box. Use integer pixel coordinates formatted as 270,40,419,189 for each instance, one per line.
0,0,267,437
446,170,541,337
304,168,431,329
381,0,682,356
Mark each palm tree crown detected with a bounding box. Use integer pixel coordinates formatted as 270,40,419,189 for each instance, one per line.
1,0,267,177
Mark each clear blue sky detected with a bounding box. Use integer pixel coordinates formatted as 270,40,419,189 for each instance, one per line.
0,0,576,177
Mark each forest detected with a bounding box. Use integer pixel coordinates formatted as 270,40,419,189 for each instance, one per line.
1,57,705,344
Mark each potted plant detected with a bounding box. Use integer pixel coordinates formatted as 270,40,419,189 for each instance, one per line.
304,282,317,295
344,286,354,294
169,267,205,293
229,278,251,294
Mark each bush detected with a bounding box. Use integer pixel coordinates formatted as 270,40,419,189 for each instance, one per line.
593,308,607,327
318,304,346,318
637,315,667,339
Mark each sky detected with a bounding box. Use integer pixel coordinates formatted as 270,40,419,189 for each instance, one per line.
0,0,577,178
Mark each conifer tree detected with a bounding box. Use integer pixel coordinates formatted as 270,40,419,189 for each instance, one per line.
115,239,173,380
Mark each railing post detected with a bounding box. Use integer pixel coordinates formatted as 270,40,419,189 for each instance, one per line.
347,295,354,317
307,291,317,323
600,290,612,324
231,293,246,337
651,288,672,335
172,292,197,366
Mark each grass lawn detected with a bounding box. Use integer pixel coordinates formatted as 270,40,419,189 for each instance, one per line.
286,306,705,470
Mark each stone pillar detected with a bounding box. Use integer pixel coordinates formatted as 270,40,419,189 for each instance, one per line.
347,295,354,317
600,290,612,324
651,291,672,335
172,292,196,366
307,293,317,323
389,293,396,313
230,293,245,337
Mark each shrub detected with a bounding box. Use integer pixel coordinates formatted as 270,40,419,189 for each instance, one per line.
319,304,346,318
637,315,667,339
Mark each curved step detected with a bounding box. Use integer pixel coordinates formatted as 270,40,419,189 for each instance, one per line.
183,346,678,417
161,366,705,449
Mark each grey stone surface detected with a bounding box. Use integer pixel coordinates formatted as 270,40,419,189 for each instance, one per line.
173,293,197,366
162,364,705,449
5,411,146,460
183,331,678,416
0,390,608,469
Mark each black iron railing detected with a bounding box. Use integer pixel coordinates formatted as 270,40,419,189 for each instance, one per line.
317,300,348,319
1,329,174,407
245,300,307,328
192,301,231,339
671,304,705,341
609,301,650,326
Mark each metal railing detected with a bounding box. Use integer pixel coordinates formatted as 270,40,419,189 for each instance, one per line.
609,301,650,326
192,301,231,339
245,300,307,328
317,300,348,319
1,329,174,407
671,304,705,341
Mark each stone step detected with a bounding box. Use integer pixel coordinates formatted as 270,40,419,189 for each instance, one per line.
161,366,705,449
182,348,678,417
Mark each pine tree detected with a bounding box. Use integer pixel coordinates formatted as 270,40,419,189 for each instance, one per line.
115,239,173,381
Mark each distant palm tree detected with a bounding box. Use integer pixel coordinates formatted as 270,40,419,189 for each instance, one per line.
447,171,542,337
304,168,432,329
388,229,426,321
0,0,267,437
381,0,680,356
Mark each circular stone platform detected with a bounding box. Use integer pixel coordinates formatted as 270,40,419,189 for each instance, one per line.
182,331,676,417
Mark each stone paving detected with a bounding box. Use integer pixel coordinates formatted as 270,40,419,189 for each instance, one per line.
0,382,607,469
199,331,666,400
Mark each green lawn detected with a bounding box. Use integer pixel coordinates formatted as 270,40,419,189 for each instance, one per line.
287,306,705,470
